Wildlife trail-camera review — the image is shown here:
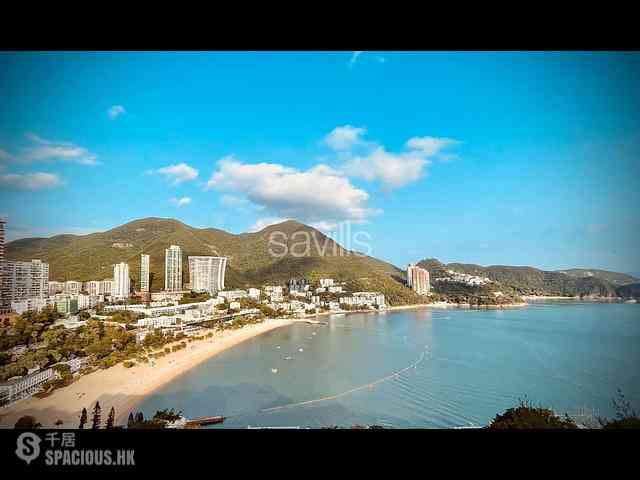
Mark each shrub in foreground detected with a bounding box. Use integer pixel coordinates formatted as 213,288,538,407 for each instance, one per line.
488,398,577,429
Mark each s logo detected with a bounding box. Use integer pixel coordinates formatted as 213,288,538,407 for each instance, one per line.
15,432,41,465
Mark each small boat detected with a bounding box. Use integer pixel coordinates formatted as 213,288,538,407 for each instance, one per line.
276,346,281,349
298,348,304,352
284,356,293,360
271,368,278,373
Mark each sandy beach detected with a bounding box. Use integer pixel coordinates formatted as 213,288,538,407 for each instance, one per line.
0,318,293,429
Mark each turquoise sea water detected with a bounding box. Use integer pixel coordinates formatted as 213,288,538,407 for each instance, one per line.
137,302,640,428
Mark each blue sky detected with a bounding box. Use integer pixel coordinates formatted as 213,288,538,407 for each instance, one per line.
1,51,639,273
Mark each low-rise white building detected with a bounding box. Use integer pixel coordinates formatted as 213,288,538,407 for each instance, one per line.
104,297,223,318
218,290,248,301
64,280,82,295
264,285,283,295
150,291,186,302
269,292,284,302
11,297,55,315
319,278,334,288
340,292,386,309
0,368,55,406
77,294,102,310
48,281,65,296
248,288,261,300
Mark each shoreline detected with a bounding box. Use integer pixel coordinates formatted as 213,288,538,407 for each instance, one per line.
0,318,293,429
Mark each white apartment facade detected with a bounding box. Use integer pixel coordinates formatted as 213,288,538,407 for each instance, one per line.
2,259,49,302
64,280,82,295
11,297,56,315
165,245,182,291
188,256,227,294
85,280,101,296
140,254,150,292
407,263,430,296
100,279,113,296
0,367,55,406
112,262,130,299
48,281,65,296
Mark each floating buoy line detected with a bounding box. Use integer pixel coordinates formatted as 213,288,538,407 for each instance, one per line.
221,346,431,423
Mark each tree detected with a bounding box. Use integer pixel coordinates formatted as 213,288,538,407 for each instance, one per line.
488,398,577,429
79,408,88,429
127,412,135,428
599,389,640,429
105,406,115,429
91,401,101,429
14,415,41,429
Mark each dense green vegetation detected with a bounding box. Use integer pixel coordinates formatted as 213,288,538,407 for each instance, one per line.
558,268,638,286
0,307,202,383
126,409,183,429
179,291,212,304
418,257,630,298
488,399,578,429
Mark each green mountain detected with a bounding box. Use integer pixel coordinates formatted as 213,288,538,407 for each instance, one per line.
555,268,638,286
5,217,425,305
417,258,626,297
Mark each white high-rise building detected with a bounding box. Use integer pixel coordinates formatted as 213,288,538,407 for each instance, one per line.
140,254,150,292
112,263,130,299
407,263,430,296
165,245,182,292
188,256,227,295
2,259,49,302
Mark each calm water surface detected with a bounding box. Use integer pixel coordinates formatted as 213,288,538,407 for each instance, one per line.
137,302,640,428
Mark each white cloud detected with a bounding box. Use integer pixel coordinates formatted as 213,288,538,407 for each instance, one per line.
325,127,461,190
22,133,100,166
349,51,363,67
108,105,126,119
169,196,192,207
324,125,366,151
0,172,63,190
249,217,290,232
207,156,378,226
155,163,199,185
406,136,459,157
343,147,429,190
